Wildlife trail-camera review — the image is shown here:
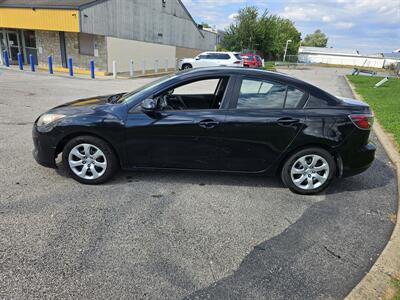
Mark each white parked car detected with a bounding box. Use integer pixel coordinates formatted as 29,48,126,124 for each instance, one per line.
178,52,243,70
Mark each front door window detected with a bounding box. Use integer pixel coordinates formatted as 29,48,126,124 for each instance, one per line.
154,77,228,111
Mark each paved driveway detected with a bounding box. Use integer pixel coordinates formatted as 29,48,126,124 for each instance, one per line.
0,67,397,299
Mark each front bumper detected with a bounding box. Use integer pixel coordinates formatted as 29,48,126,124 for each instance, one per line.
342,142,376,177
32,125,57,168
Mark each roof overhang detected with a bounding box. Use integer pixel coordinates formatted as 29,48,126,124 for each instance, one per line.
0,0,104,10
0,7,80,32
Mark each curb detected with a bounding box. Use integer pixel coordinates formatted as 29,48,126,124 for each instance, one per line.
344,76,400,300
0,64,174,79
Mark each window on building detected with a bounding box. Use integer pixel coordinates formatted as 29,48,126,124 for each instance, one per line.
237,79,287,109
78,33,94,56
23,30,36,48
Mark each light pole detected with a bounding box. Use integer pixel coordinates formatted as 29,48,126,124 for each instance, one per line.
283,39,292,62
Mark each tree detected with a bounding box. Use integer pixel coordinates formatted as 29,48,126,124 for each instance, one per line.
301,29,328,47
221,7,301,60
258,13,301,60
200,22,211,28
222,7,261,51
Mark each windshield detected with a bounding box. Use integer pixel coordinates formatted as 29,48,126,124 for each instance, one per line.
116,73,177,104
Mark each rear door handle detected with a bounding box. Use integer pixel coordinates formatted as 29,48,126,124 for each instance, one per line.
277,117,300,126
198,119,219,129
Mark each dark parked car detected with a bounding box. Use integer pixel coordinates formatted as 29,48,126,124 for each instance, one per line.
33,67,375,194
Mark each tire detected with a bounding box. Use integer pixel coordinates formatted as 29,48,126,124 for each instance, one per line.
62,135,118,184
182,63,192,70
281,147,336,195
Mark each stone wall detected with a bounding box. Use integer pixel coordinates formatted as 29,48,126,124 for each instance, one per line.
36,30,61,65
35,30,107,71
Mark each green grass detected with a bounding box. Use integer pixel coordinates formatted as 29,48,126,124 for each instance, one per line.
347,75,400,148
390,278,400,300
262,61,277,71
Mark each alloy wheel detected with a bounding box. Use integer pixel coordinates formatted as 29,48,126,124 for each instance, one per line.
290,154,330,190
68,143,107,180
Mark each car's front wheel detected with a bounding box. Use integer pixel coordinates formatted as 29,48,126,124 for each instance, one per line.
281,147,336,195
62,136,118,184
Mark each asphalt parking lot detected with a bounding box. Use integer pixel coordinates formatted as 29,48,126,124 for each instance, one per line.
0,66,397,299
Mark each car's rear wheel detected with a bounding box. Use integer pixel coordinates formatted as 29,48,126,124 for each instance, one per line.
182,63,192,70
62,136,118,184
281,147,335,195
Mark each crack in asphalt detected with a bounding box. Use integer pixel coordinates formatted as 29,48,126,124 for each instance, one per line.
323,245,341,259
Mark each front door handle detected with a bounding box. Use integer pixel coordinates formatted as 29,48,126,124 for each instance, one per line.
277,117,300,126
198,119,219,129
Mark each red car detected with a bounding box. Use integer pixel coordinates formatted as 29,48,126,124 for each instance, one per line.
241,53,263,68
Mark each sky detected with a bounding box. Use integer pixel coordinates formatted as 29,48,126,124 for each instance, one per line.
181,0,400,54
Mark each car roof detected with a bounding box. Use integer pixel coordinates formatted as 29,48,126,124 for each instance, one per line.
201,51,239,55
177,67,300,84
175,67,338,102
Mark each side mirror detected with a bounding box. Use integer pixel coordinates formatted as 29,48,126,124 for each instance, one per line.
195,57,200,60
141,98,156,111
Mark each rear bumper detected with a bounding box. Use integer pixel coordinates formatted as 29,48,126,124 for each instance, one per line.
32,125,57,168
342,142,376,177
243,63,257,68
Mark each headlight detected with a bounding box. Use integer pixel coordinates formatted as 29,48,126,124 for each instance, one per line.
36,113,66,131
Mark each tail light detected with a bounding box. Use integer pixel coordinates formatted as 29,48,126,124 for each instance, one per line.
349,114,374,130
234,60,242,64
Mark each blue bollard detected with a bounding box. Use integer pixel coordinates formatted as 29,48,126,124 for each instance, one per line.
89,59,95,79
68,57,73,76
29,54,35,72
3,50,9,67
48,55,53,74
17,52,23,70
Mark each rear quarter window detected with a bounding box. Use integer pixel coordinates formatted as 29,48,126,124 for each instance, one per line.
305,95,338,108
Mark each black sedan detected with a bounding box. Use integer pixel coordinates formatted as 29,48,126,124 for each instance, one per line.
33,67,375,194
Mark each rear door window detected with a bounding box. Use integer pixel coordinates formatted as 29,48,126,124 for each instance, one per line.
218,53,231,60
237,79,287,109
208,53,220,60
285,86,305,108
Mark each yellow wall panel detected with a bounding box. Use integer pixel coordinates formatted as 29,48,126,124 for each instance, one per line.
0,8,79,32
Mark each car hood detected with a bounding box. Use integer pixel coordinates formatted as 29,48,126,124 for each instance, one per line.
181,58,196,63
48,93,126,116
